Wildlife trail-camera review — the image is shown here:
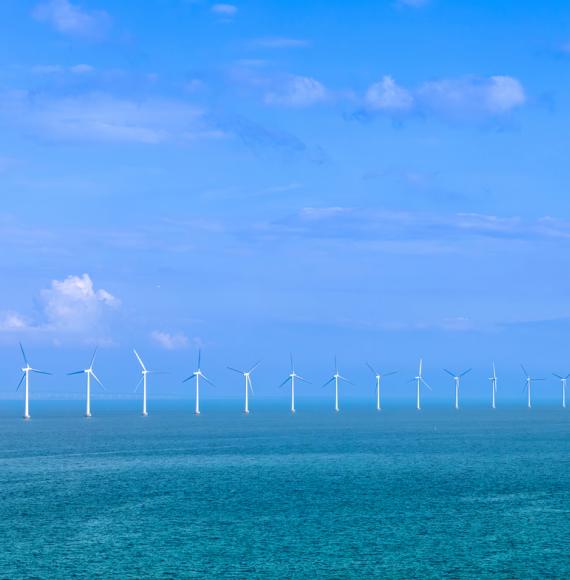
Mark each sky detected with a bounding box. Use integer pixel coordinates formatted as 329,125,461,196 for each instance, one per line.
1,0,570,406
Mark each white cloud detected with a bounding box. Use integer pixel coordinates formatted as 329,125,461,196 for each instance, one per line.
364,74,525,121
33,63,94,75
0,274,119,342
417,75,526,118
365,75,414,112
151,331,190,350
265,75,328,107
252,37,309,48
485,75,526,113
33,0,111,40
41,274,119,331
212,3,237,16
0,312,30,332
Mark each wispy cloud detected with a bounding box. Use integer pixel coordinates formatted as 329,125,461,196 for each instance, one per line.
33,0,111,40
256,208,570,249
0,91,218,144
264,75,328,107
211,3,237,17
396,0,430,7
150,331,191,350
251,37,310,49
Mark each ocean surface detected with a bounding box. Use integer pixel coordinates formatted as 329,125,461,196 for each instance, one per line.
0,401,569,578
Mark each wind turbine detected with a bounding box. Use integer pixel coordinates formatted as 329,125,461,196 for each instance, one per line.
16,343,51,420
322,357,353,413
278,354,310,414
521,365,544,409
443,367,471,410
68,347,105,417
552,372,569,409
366,363,397,411
412,358,431,411
133,349,163,416
228,361,260,414
183,350,215,415
489,363,498,409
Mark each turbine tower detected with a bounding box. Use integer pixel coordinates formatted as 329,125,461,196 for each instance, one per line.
443,367,471,410
552,372,569,409
366,363,397,411
322,357,353,413
521,365,544,409
16,343,51,420
133,349,162,416
412,358,431,411
228,361,260,414
278,354,310,414
489,363,498,409
68,347,105,417
183,350,215,415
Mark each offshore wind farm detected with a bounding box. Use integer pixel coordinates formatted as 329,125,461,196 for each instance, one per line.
2,0,570,578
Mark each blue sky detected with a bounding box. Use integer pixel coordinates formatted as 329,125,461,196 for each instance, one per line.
1,0,570,405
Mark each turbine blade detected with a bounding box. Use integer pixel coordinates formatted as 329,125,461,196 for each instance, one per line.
133,376,144,393
91,371,105,390
553,373,563,379
19,342,29,366
520,364,529,377
460,368,472,377
133,349,147,372
182,373,197,383
338,375,354,385
383,371,398,377
227,366,244,375
419,358,423,375
198,349,201,369
16,373,25,391
334,355,338,373
421,378,432,391
443,369,455,377
201,374,215,387
278,377,291,388
296,375,311,383
67,370,85,376
89,346,98,370
366,362,378,376
248,360,261,374
322,377,335,388
290,352,294,372
248,375,254,394
31,369,51,375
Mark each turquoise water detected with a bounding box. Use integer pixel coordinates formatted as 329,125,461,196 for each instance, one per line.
0,403,569,578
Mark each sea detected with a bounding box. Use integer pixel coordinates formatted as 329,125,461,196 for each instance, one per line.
0,401,569,578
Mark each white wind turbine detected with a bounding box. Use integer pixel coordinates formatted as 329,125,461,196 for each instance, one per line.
412,358,431,411
183,350,215,415
278,354,310,414
521,365,544,409
133,349,164,416
443,367,471,410
68,347,105,417
366,363,397,411
552,372,569,409
489,363,498,409
16,343,51,420
228,361,261,414
322,357,353,413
